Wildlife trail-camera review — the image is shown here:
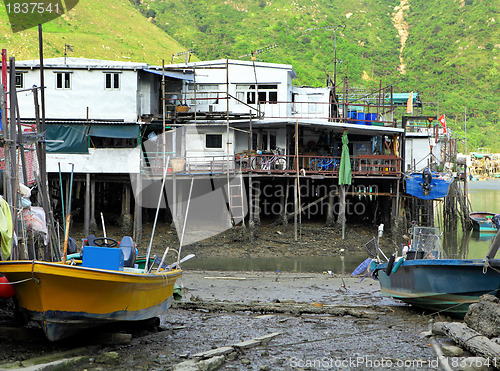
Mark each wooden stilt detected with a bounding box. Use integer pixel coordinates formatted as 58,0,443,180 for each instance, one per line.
294,178,298,241
248,175,254,241
84,173,90,237
89,176,97,235
134,173,143,245
339,185,346,239
326,180,335,227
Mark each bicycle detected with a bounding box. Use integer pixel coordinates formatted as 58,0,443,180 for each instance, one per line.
309,156,338,171
250,148,287,170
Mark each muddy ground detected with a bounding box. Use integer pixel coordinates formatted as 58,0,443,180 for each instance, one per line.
0,271,444,371
70,219,402,260
0,223,446,370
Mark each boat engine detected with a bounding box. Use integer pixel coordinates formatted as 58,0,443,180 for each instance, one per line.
493,214,500,230
420,167,433,196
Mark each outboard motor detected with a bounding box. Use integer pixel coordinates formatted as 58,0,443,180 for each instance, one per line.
421,167,433,196
493,214,500,230
119,236,137,267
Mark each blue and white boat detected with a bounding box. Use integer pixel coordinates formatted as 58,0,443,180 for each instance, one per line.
405,168,453,200
371,227,500,317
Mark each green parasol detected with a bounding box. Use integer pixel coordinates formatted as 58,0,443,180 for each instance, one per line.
338,131,352,185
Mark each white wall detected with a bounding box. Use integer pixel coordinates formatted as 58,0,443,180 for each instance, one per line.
292,87,330,118
179,60,295,117
18,68,139,121
47,148,141,174
405,135,443,171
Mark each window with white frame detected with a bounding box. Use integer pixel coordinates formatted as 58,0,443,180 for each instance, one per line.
15,72,25,88
206,134,223,149
55,72,71,89
236,84,278,105
186,84,220,106
105,72,120,90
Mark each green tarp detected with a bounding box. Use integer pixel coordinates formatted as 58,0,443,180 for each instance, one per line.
46,124,88,154
89,124,139,139
46,124,140,153
338,131,352,186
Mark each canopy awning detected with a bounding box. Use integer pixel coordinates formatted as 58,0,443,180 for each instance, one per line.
143,69,194,82
89,124,139,139
386,93,422,107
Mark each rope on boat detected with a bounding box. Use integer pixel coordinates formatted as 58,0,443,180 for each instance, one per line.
0,277,33,285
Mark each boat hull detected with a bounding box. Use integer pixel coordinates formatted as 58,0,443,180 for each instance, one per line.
0,261,182,341
469,212,498,233
375,259,500,316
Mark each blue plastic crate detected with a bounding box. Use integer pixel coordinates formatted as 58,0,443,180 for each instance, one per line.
82,246,124,271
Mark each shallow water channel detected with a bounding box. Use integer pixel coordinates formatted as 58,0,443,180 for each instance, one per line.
184,179,500,273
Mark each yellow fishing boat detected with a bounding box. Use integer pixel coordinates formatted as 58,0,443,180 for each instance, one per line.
0,258,182,341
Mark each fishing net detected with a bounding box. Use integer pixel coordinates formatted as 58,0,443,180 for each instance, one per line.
364,237,378,258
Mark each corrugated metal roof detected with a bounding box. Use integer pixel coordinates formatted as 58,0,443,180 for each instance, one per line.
143,69,194,81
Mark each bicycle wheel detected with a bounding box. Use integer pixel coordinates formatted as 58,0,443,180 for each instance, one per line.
274,157,287,170
250,156,259,170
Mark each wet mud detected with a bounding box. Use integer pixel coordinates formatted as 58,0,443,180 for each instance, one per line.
0,223,441,370
0,271,443,370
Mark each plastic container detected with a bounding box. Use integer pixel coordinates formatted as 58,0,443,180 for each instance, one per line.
406,250,424,260
366,113,377,125
355,112,366,125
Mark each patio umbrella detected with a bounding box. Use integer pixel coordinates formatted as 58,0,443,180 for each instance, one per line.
338,130,352,185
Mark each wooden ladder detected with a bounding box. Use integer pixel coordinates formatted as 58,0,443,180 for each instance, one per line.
227,172,246,226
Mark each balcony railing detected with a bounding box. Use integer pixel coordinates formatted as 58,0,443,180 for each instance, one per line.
143,153,402,177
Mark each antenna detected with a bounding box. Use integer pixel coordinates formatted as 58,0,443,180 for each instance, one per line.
64,44,73,64
238,43,279,61
171,50,194,64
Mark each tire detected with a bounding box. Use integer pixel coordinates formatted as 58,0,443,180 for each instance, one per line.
274,157,287,170
250,157,259,170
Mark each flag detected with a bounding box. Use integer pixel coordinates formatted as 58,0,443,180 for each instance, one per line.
406,92,413,114
439,114,447,134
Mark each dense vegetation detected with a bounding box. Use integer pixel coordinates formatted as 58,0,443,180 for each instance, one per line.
0,0,186,64
0,0,497,151
132,0,499,152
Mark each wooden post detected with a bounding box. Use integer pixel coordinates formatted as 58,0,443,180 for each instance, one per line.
134,173,143,245
294,177,298,241
89,176,97,234
339,185,346,239
326,180,335,227
84,173,90,237
248,175,254,241
254,180,261,227
8,58,18,259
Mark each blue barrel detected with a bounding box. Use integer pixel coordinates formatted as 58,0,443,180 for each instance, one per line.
366,113,377,125
355,112,365,125
347,111,356,123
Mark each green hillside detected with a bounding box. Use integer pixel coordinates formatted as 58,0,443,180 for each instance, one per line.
132,0,500,152
0,0,189,64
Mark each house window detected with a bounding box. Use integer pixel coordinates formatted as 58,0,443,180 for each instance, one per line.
186,84,219,105
56,72,71,89
206,134,223,149
15,72,24,88
236,84,278,105
105,73,120,90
